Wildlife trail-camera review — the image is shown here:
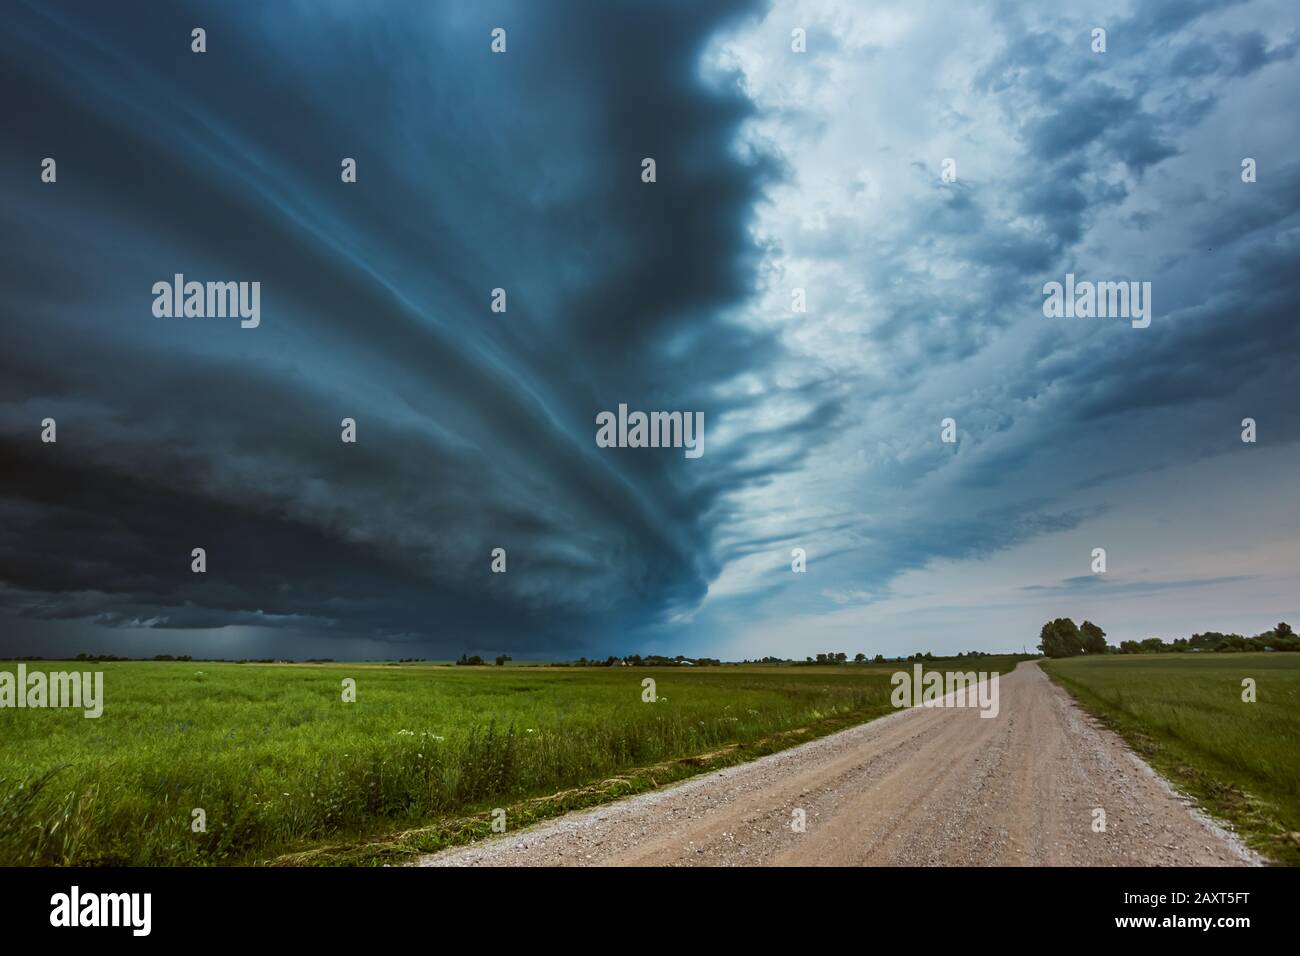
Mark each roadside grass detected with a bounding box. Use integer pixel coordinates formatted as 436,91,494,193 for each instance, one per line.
273,716,864,866
0,657,1026,866
1042,653,1300,865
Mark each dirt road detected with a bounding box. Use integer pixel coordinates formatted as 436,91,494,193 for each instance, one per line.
418,662,1260,866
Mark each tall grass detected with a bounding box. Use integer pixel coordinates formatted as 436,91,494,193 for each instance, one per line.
0,658,1025,865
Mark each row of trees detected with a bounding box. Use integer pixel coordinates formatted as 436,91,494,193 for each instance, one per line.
1118,622,1297,654
1038,619,1298,657
548,655,723,667
455,654,514,665
748,650,999,664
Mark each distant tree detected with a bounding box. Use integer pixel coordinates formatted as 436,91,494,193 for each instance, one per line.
854,653,866,662
495,654,512,666
1038,618,1085,658
1079,620,1108,654
1277,622,1294,639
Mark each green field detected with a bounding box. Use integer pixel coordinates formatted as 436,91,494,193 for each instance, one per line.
0,657,1025,866
1043,653,1300,865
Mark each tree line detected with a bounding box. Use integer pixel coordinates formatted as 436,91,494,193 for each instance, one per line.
1037,619,1297,658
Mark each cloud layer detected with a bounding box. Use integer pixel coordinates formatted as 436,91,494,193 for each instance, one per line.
2,0,1297,658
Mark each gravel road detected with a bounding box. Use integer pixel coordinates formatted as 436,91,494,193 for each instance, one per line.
417,661,1262,867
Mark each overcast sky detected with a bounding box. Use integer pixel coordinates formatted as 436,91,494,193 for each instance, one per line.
2,0,1297,660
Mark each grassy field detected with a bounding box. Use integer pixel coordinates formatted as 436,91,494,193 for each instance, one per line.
0,657,1025,866
1043,653,1300,865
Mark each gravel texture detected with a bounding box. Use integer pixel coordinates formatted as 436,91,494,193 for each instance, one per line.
417,662,1263,867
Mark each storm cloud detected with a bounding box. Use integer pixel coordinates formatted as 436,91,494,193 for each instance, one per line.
2,0,1297,659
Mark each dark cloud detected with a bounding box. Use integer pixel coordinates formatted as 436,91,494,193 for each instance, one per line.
0,0,782,655
2,0,1297,660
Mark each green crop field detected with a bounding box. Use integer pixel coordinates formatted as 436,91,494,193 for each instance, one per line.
1043,653,1300,865
0,657,1025,866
